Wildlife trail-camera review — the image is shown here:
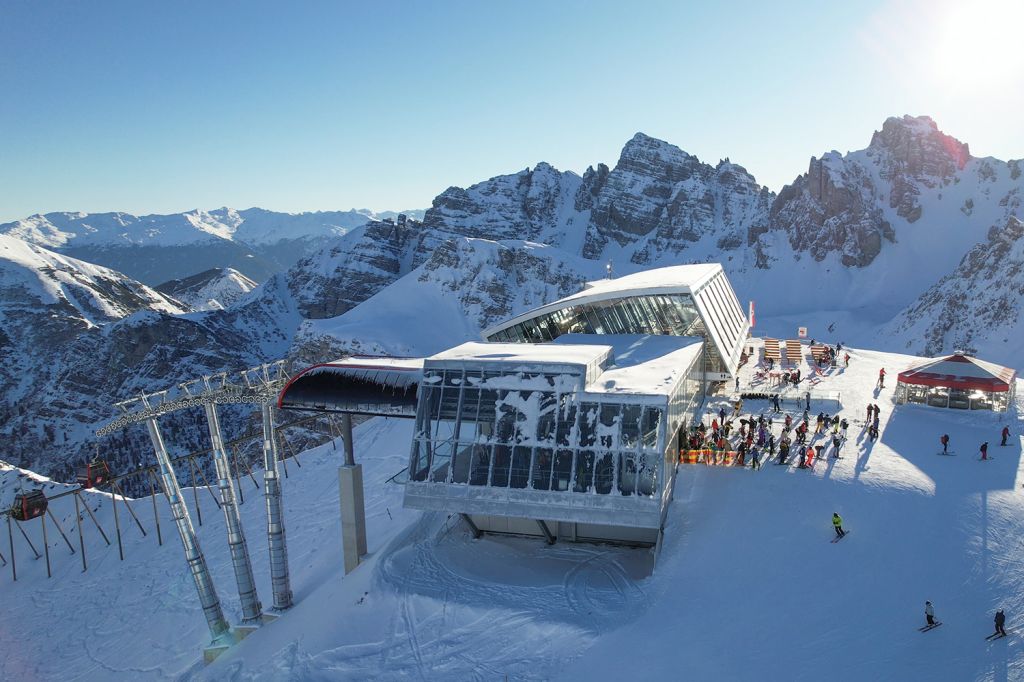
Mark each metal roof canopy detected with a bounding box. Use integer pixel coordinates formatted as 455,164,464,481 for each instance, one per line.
277,357,424,417
896,354,1017,392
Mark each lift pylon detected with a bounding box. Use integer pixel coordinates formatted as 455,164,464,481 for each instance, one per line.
144,414,230,643
203,399,263,623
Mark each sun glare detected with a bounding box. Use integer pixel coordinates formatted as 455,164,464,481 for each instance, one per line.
932,0,1024,88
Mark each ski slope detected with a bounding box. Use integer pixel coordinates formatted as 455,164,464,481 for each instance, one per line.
1,343,1022,681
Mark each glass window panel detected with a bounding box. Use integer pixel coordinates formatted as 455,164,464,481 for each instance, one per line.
510,446,532,488
598,403,621,449
449,442,473,484
556,400,578,447
594,452,614,494
618,452,638,495
621,405,642,448
429,440,454,482
536,392,557,443
532,447,554,490
573,450,595,492
637,452,658,496
642,407,662,450
552,450,574,491
578,403,599,447
468,444,492,485
491,444,512,487
581,305,604,333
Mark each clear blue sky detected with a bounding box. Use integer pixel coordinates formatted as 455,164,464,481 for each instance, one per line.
2,0,1022,222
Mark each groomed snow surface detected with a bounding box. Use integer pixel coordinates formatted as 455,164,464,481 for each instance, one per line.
2,343,1023,681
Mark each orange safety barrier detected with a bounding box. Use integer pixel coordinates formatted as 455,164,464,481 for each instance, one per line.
680,449,744,466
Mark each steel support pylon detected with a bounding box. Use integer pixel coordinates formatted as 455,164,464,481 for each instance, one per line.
261,403,293,610
145,417,230,641
204,402,263,623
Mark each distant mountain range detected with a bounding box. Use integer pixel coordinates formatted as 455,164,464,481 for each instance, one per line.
1,115,1022,482
0,207,425,284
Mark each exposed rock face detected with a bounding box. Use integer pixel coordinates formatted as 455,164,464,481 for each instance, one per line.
769,153,896,267
286,217,421,320
885,216,1024,358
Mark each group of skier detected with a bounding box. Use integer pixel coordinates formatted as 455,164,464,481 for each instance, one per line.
692,403,854,469
938,426,1014,460
919,601,1008,638
864,403,882,440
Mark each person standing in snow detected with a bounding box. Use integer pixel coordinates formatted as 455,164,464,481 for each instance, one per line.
1001,426,1011,447
750,446,761,470
995,609,1007,637
981,442,989,460
877,368,886,389
940,434,949,454
832,434,842,458
866,404,872,424
844,352,850,367
840,418,849,437
925,601,936,626
735,375,740,392
832,513,845,538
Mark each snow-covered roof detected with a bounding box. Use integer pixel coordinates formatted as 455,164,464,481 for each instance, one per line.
896,354,1017,392
481,263,722,338
430,341,611,366
555,334,703,397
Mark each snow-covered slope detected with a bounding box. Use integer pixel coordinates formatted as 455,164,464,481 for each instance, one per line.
294,238,604,359
156,267,258,311
2,344,1022,681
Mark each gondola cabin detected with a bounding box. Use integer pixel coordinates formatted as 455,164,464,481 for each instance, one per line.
11,490,48,521
77,460,112,489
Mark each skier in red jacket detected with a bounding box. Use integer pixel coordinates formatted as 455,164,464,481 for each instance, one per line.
1002,426,1011,447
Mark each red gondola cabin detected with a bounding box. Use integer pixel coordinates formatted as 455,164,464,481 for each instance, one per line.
77,460,111,489
11,490,47,521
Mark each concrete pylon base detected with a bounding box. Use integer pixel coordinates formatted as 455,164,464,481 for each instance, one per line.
202,621,269,663
338,464,368,574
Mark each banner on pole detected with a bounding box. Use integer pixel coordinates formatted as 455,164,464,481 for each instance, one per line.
798,327,807,338
748,301,756,328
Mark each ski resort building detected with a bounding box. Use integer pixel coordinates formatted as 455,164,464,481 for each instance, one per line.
482,263,748,380
279,263,749,548
895,353,1017,412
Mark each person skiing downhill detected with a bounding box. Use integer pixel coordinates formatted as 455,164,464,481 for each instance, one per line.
832,513,845,538
940,434,949,455
1002,426,1011,447
981,442,989,461
925,601,936,626
995,609,1007,637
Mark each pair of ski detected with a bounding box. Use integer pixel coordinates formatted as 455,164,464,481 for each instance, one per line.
985,630,1011,641
831,530,850,543
919,622,942,632
936,450,956,457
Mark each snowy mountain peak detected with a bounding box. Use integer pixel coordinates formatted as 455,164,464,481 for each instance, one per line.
617,132,696,179
155,266,258,311
868,114,971,175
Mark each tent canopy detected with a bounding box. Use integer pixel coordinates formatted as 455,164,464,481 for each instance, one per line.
897,354,1016,393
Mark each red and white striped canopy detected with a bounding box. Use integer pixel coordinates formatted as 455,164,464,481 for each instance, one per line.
897,354,1017,393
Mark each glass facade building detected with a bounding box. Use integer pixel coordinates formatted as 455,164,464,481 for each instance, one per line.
483,264,748,379
403,338,706,544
